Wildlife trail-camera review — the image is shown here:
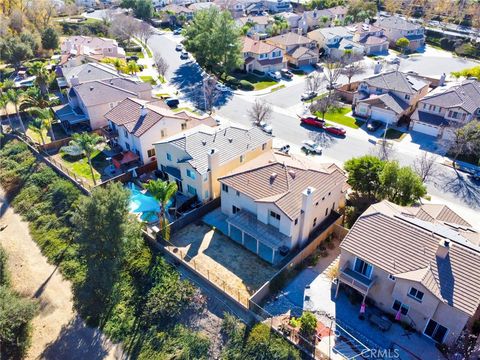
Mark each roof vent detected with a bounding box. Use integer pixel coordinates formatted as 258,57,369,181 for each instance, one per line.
270,172,277,184
436,239,450,259
90,86,94,91
140,105,148,117
228,138,233,143
202,140,207,146
288,170,296,179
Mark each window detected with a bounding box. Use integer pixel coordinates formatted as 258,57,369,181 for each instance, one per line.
424,320,448,343
294,218,298,225
187,185,197,195
392,300,409,315
259,53,267,59
232,205,240,214
181,123,187,130
147,148,156,157
270,211,280,220
240,155,244,163
405,94,410,100
166,153,172,161
325,208,328,216
186,169,196,179
353,258,373,278
388,274,396,281
236,190,240,196
313,217,317,227
408,287,424,302
222,184,229,193
262,143,267,150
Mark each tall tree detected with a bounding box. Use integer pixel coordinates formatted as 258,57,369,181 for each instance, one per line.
446,120,480,165
61,132,103,185
0,93,13,130
126,60,140,74
6,88,26,133
248,99,272,126
310,93,340,121
72,182,130,326
29,107,55,142
29,62,53,97
344,155,386,200
144,179,177,241
396,37,410,54
134,0,153,21
41,27,59,51
154,55,169,81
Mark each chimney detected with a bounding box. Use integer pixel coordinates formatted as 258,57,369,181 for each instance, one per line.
208,148,221,197
140,105,148,117
439,73,446,87
374,61,383,74
436,239,450,259
298,186,316,247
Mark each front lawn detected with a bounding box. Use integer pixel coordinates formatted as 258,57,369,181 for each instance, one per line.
383,128,407,141
59,149,109,184
231,72,277,91
316,107,365,129
126,51,144,59
254,80,277,90
140,75,157,85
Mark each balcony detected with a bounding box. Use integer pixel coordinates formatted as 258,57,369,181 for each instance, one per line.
338,263,375,295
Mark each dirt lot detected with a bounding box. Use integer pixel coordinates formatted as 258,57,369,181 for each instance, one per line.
0,190,124,360
169,223,277,303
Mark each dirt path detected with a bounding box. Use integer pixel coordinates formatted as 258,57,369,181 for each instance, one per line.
0,190,125,360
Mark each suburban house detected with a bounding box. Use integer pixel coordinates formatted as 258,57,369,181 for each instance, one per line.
188,2,218,11
350,23,389,55
242,36,285,73
75,0,96,8
57,62,126,88
153,125,273,203
160,4,194,25
213,0,246,18
266,32,319,66
265,0,291,13
104,98,217,165
328,5,348,23
57,78,152,131
338,200,480,346
60,36,125,66
410,79,480,139
375,16,425,51
308,26,364,59
353,71,430,124
218,151,348,264
237,16,274,38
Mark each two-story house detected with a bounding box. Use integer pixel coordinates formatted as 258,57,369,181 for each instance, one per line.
104,98,217,165
153,125,272,203
64,78,152,130
214,0,246,18
337,200,480,346
237,15,274,38
410,79,480,139
354,71,430,125
218,151,347,264
242,36,285,73
266,32,319,66
308,26,364,59
350,23,389,55
375,16,425,52
265,0,291,13
60,36,126,66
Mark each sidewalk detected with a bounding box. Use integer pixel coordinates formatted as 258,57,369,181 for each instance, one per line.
233,74,305,97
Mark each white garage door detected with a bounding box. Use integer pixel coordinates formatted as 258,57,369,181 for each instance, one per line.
412,121,440,137
371,108,396,124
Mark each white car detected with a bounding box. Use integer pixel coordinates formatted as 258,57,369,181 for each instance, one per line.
215,83,229,92
301,140,322,154
386,56,400,65
259,121,273,134
267,71,281,81
175,44,183,51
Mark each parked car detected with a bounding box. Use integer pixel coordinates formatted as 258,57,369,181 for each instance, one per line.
387,56,400,64
301,91,317,101
180,51,189,59
366,120,383,132
267,71,281,81
324,126,346,136
86,7,95,13
301,140,322,154
300,116,325,128
279,144,290,154
175,44,183,51
215,83,229,92
126,55,139,62
173,28,182,35
326,82,339,90
165,97,180,108
259,121,272,134
280,69,293,79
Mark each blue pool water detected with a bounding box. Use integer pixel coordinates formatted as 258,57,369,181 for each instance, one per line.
127,183,172,223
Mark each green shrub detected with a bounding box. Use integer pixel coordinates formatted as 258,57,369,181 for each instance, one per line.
124,45,142,52
239,80,254,91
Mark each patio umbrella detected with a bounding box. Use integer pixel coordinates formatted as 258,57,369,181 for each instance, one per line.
360,302,366,314
395,309,402,321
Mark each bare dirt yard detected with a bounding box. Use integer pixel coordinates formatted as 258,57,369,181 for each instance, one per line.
0,190,124,360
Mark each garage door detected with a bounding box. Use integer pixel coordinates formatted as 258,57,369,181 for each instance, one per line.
244,233,257,254
412,121,439,137
371,108,396,124
230,225,243,244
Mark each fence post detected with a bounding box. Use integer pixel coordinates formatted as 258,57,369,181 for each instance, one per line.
207,269,209,280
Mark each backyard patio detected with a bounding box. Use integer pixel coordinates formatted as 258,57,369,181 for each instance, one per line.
167,222,277,305
264,254,445,359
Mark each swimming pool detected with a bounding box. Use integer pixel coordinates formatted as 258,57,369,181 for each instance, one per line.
127,183,172,223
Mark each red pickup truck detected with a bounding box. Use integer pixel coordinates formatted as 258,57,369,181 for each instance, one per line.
300,116,326,128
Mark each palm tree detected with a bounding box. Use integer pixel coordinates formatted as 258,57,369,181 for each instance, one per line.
6,89,26,133
29,107,55,142
0,93,13,130
20,87,57,110
0,80,15,95
144,180,178,240
126,60,140,75
61,132,103,185
29,62,53,97
112,58,126,73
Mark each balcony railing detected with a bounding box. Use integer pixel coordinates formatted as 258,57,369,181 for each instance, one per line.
339,262,375,295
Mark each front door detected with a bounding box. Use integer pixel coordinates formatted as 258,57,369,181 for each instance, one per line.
175,179,183,193
424,319,448,343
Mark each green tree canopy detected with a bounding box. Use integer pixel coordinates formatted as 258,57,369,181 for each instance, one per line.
396,37,410,53
452,65,480,79
299,311,317,338
183,8,242,74
244,323,301,360
347,0,377,22
344,155,386,199
41,27,59,50
134,0,153,20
